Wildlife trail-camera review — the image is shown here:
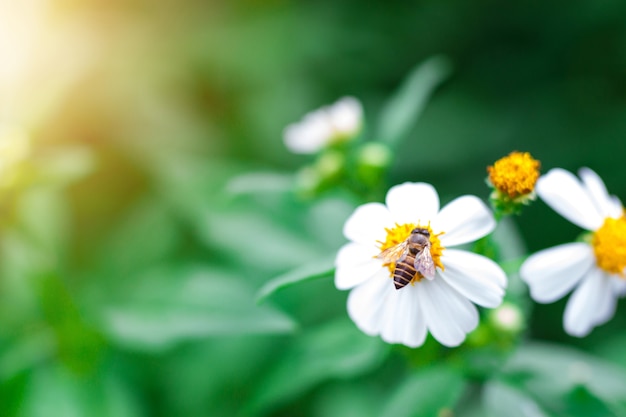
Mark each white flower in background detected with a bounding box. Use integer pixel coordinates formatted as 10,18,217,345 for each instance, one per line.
283,97,362,154
335,182,507,348
520,168,626,337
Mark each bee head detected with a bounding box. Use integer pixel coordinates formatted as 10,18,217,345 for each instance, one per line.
411,227,430,237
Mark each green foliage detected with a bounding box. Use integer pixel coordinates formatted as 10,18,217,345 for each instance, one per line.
475,343,626,417
247,319,388,416
1,1,626,416
377,56,453,147
101,266,297,352
256,256,335,302
380,365,466,417
17,363,141,417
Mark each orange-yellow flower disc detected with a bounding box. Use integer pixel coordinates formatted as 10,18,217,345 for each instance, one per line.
593,216,626,276
488,151,540,199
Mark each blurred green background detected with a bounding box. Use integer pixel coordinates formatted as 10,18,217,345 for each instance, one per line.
2,0,626,416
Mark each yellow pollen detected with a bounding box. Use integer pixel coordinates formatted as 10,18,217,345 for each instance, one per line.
487,151,540,198
377,222,445,283
592,216,626,276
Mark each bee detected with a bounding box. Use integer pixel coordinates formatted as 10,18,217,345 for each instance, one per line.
377,227,435,290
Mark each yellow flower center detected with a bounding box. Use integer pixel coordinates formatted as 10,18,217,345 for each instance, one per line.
377,222,445,283
592,216,626,276
487,151,540,198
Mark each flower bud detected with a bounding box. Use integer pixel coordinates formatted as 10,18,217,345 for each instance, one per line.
487,151,540,217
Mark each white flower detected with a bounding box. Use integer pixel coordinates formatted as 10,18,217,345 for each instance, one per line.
283,97,362,154
335,182,507,348
520,168,626,337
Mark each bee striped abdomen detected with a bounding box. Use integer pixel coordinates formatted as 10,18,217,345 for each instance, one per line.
393,253,417,290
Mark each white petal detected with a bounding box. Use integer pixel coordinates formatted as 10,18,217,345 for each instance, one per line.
418,278,478,347
379,285,424,346
378,289,407,344
347,270,392,335
335,243,382,290
283,123,324,154
343,202,393,245
329,96,362,136
397,285,428,348
579,167,616,220
438,249,506,308
433,196,495,247
283,109,334,154
520,243,594,303
609,195,624,219
385,182,439,226
348,272,428,348
564,268,613,337
536,168,604,231
611,278,626,296
593,274,618,328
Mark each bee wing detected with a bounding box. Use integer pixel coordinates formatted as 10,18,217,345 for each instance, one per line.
377,241,409,264
414,249,436,280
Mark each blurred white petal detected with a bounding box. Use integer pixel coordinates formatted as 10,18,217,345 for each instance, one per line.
579,167,618,220
593,275,618,328
536,168,604,231
520,243,594,303
611,277,626,296
563,268,613,337
329,96,362,136
609,195,624,219
283,118,329,154
283,97,362,154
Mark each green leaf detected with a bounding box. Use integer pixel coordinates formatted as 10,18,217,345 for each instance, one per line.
306,196,356,249
199,209,327,273
380,365,466,417
256,255,335,302
0,229,54,324
377,55,452,147
484,380,552,417
497,342,626,416
485,378,616,417
491,218,529,304
492,217,527,262
312,382,382,417
225,171,294,196
246,319,388,415
17,187,69,255
100,266,297,352
500,257,527,277
157,336,282,417
0,329,56,382
156,156,245,221
563,385,616,417
98,198,180,276
592,333,626,370
18,363,141,417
